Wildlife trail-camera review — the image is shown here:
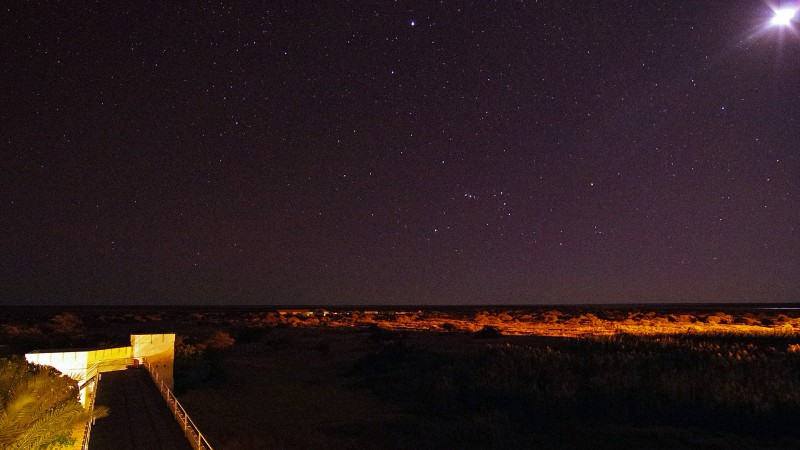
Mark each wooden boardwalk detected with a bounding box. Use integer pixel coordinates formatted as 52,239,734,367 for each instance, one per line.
89,367,192,450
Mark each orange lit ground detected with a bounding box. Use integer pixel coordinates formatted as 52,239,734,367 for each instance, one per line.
4,306,800,450
250,309,800,338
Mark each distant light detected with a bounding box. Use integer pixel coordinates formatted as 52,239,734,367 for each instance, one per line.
771,7,798,26
410,20,416,26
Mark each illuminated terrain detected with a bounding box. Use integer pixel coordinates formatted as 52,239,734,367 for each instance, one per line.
252,306,800,337
4,306,800,449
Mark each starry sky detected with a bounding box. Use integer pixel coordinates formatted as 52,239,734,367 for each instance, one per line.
2,1,799,306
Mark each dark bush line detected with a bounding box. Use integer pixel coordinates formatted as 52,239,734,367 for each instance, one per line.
173,333,236,395
352,334,800,437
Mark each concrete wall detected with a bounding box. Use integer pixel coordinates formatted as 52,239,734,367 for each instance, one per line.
25,334,177,404
131,333,175,389
26,345,140,378
26,346,131,406
88,346,134,372
26,350,91,382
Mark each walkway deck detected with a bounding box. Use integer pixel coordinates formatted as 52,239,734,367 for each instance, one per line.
89,367,192,450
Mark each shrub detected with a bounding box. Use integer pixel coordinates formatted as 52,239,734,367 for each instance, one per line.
440,322,457,332
473,325,502,339
0,324,43,339
49,313,85,336
204,331,235,351
354,332,800,436
174,335,228,394
541,310,561,323
233,327,270,344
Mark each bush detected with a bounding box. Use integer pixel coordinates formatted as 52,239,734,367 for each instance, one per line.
473,325,502,339
204,331,235,351
233,327,270,344
49,313,85,336
174,333,234,394
440,322,457,332
353,333,800,436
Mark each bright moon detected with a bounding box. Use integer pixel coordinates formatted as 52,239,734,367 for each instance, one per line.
771,7,798,26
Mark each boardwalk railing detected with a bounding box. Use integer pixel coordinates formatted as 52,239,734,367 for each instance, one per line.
79,357,135,450
79,361,101,450
141,359,214,450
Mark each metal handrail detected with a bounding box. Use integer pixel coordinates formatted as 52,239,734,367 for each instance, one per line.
141,359,214,450
79,361,101,390
79,361,102,450
79,357,138,450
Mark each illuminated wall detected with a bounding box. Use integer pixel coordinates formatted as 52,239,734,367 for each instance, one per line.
131,333,175,389
25,350,91,381
25,334,176,405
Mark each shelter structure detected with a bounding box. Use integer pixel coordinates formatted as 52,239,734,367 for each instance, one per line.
26,334,175,406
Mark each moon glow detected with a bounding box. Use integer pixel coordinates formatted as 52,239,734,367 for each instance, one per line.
771,7,798,26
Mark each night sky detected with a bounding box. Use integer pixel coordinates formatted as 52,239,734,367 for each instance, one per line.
2,1,799,306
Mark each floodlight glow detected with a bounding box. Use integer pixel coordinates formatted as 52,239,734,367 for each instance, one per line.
771,7,798,26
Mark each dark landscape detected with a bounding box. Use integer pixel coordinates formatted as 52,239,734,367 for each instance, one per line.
4,305,800,449
3,1,800,449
